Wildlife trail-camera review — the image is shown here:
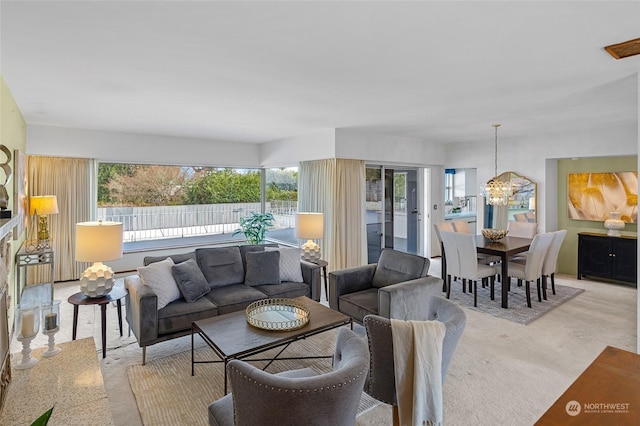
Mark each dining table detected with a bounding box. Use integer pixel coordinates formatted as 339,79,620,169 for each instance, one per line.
474,234,533,308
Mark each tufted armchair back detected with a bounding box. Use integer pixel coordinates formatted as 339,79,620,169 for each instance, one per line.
363,296,466,406
209,327,369,426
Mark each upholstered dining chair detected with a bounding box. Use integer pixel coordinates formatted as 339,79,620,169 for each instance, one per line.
507,232,555,308
450,232,500,307
507,220,537,239
541,229,567,297
453,220,501,265
440,231,463,294
434,222,455,286
451,220,472,233
363,296,467,425
207,327,369,426
511,229,567,298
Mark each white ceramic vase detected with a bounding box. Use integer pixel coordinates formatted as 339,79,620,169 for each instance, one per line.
604,212,625,237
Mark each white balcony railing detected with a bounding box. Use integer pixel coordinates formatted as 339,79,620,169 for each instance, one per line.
98,202,297,244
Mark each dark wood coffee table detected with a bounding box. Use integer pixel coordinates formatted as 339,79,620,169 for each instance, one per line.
191,296,352,393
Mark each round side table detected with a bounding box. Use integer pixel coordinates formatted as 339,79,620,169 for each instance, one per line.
67,285,127,358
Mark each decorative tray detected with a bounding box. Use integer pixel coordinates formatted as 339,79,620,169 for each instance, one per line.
246,298,310,331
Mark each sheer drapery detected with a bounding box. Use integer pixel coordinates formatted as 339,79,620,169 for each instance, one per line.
299,159,366,270
28,156,97,283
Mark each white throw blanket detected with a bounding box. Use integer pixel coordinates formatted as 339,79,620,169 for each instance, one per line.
391,319,446,426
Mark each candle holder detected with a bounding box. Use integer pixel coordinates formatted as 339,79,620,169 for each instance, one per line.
14,304,40,369
41,300,61,357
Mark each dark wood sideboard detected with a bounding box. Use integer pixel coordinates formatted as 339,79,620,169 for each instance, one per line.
577,232,637,286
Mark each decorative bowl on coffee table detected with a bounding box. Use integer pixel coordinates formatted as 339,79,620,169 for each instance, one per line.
481,228,508,242
246,298,310,331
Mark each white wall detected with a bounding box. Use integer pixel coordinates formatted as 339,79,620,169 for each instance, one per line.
444,124,638,232
335,129,446,166
260,129,336,167
27,124,261,167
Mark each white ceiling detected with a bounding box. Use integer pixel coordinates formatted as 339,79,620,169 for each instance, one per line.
1,1,639,145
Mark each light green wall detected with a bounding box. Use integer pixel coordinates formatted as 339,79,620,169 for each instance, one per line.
1,74,27,324
557,156,638,276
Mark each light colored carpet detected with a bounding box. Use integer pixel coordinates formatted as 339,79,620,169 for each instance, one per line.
447,279,584,324
3,338,113,426
10,268,636,426
127,328,380,426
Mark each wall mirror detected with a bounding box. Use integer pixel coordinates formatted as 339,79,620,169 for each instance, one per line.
483,171,537,230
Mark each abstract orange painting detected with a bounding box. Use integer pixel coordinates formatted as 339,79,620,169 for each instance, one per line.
567,172,637,223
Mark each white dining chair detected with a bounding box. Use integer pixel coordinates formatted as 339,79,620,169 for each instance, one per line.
440,231,464,296
512,230,568,297
507,232,555,308
452,221,501,265
541,229,567,298
507,221,537,239
451,232,500,307
435,222,456,288
452,221,472,233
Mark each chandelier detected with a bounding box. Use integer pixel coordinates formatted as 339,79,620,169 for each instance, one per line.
482,124,511,206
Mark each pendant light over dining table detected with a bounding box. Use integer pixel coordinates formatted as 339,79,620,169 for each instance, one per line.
482,124,511,206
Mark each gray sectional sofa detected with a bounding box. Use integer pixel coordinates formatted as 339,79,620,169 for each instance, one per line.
125,244,321,364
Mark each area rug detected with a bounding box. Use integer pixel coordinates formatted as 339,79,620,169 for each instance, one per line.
127,328,379,426
447,279,584,325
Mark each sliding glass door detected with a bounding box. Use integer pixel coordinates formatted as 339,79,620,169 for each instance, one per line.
366,166,420,263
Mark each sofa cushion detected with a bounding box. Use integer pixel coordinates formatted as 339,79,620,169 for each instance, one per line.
171,258,210,302
371,249,430,288
239,244,278,270
339,288,379,323
205,284,267,315
265,246,303,282
196,247,245,289
245,250,280,286
254,281,310,299
143,252,195,266
157,297,219,334
138,257,181,309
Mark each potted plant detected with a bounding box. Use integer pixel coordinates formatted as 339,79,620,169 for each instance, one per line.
233,212,275,244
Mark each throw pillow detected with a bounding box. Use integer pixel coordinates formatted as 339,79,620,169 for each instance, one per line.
244,250,280,286
265,246,303,282
195,247,245,289
171,258,210,302
138,257,180,309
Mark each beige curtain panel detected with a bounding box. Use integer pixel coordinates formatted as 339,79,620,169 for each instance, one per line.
299,158,366,271
27,155,97,283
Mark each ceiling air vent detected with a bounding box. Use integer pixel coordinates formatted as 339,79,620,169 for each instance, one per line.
604,38,640,59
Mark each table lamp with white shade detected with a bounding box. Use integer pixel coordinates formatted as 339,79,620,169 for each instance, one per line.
29,195,59,251
75,221,123,298
295,212,324,262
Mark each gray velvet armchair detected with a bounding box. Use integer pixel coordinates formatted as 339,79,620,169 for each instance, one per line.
328,248,444,323
208,327,369,426
363,296,467,420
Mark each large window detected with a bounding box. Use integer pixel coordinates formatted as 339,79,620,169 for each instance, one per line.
98,164,297,248
264,167,298,245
